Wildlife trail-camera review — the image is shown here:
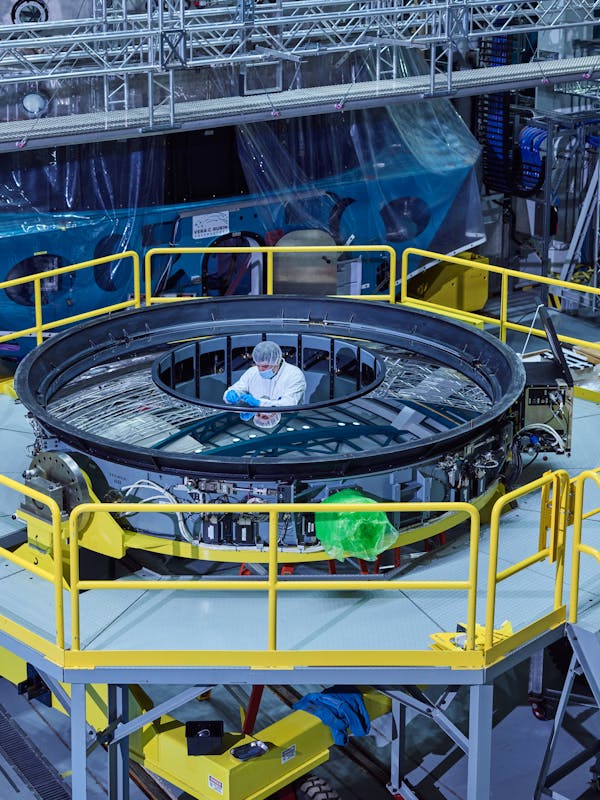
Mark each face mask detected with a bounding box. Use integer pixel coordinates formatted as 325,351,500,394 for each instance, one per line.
259,367,276,380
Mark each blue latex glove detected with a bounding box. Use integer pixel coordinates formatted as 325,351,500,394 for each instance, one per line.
240,392,260,408
224,389,239,404
240,411,255,421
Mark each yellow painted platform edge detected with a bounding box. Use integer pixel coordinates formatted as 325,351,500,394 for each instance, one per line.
483,607,566,667
0,377,16,399
574,385,600,404
60,647,485,670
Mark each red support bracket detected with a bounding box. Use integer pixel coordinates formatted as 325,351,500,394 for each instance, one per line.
358,556,381,574
242,685,265,735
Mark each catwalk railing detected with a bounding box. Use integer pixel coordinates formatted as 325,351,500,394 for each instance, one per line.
400,246,600,360
0,251,141,347
3,242,600,363
1,243,599,669
569,468,600,625
0,468,575,671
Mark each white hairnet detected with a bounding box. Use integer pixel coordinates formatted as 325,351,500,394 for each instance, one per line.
252,341,282,366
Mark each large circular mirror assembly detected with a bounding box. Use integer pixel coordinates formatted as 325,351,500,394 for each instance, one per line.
15,296,525,558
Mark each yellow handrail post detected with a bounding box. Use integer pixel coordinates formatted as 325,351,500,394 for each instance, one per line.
400,249,409,305
132,251,141,308
569,473,585,623
267,510,279,651
552,471,569,612
50,504,65,650
266,249,274,296
69,508,82,652
499,270,509,343
465,506,481,651
388,251,397,305
485,499,502,651
144,251,154,306
33,278,44,345
538,480,551,551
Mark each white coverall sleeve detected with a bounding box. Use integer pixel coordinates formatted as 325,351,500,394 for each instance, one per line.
258,364,306,407
223,368,253,402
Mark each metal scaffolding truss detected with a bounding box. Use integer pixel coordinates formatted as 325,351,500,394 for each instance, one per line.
3,1,600,82
2,0,600,147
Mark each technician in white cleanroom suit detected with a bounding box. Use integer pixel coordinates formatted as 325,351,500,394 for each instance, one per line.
223,341,306,425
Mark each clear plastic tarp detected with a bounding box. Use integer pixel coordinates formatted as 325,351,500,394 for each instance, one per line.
0,49,484,352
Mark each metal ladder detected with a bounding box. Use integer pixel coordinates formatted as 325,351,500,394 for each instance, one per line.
534,623,600,799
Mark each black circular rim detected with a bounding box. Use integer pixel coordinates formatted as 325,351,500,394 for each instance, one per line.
15,296,526,481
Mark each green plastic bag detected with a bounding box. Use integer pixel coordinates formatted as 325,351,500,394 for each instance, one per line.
315,488,398,561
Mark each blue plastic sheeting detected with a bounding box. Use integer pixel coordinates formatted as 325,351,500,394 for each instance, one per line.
0,51,483,353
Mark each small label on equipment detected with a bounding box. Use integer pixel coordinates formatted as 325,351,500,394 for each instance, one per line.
193,211,229,239
281,744,296,764
208,775,224,794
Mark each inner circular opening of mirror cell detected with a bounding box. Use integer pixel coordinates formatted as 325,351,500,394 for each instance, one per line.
152,332,386,411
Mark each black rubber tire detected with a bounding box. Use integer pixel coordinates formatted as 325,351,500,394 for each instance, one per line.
295,775,342,800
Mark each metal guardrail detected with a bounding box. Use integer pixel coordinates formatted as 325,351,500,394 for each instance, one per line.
0,251,141,347
66,499,480,667
400,247,600,357
2,243,600,356
484,470,570,654
0,471,576,670
143,244,398,305
569,469,600,624
0,243,598,668
0,245,396,350
0,475,64,648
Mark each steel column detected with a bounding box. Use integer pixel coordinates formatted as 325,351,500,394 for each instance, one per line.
466,683,493,800
108,684,130,800
70,682,89,800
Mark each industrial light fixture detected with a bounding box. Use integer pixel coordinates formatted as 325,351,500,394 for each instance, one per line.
11,0,48,25
22,91,48,117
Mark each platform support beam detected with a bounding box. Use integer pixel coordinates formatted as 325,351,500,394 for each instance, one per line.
108,684,130,800
467,683,493,800
71,682,88,800
388,696,407,795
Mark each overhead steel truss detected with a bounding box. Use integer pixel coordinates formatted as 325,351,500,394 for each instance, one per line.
2,0,600,148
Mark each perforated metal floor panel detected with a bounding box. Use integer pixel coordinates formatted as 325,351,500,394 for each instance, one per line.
0,703,71,799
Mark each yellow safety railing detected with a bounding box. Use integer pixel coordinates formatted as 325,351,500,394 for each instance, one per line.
569,468,600,623
143,245,397,305
0,475,65,648
400,247,600,357
3,243,599,358
484,470,570,655
0,251,141,346
66,499,480,666
0,469,585,669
